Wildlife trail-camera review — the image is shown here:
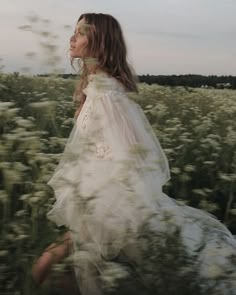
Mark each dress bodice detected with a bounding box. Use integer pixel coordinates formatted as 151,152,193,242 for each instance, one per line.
77,73,127,160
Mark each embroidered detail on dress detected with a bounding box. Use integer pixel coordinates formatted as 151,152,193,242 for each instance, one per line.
81,103,93,131
95,142,113,160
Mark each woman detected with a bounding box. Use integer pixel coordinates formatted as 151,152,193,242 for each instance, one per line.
32,13,236,295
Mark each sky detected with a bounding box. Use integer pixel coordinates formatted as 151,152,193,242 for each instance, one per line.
0,0,236,75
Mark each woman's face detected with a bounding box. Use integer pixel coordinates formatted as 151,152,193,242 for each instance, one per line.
70,18,89,58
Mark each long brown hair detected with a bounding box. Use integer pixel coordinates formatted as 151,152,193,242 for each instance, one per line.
71,13,138,109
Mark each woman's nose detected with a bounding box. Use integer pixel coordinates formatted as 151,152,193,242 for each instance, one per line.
70,35,75,42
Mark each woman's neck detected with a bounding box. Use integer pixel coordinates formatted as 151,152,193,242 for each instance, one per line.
84,58,107,75
88,67,106,75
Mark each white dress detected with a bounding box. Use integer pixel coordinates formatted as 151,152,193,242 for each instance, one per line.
47,73,236,295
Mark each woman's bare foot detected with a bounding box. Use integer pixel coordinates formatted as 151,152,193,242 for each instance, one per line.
32,231,73,285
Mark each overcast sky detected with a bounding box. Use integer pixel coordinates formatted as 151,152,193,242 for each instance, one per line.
1,0,236,75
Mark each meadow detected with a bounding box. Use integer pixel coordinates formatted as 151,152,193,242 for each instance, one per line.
0,73,236,294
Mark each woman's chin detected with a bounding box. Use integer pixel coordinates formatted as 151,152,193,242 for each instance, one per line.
70,54,78,58
69,51,80,59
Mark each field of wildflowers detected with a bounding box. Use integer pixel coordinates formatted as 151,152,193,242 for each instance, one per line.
0,73,235,294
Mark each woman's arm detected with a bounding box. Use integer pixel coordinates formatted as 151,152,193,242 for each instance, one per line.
32,231,72,285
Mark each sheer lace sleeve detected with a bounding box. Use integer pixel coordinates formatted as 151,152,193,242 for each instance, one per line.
91,89,170,186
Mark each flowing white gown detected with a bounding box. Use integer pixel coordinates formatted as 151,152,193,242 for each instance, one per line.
47,73,236,295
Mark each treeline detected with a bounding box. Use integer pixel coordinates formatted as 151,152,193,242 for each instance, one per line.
36,73,236,89
138,74,236,89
